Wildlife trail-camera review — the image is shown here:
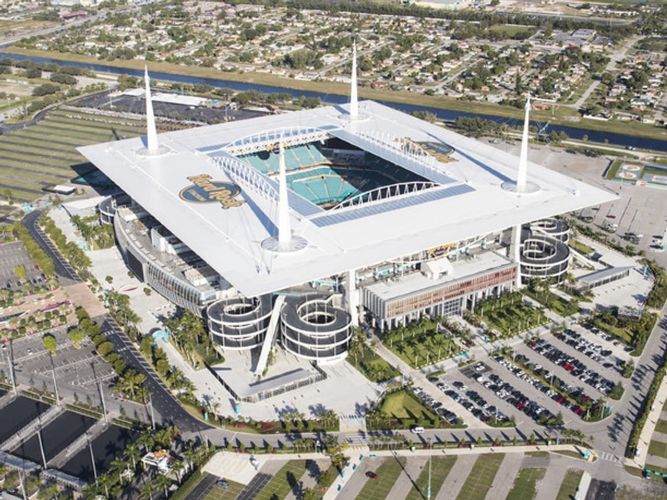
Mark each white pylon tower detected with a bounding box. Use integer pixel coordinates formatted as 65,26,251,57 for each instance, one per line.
277,143,292,249
516,95,531,193
144,66,159,154
349,41,358,121
502,95,539,195
261,142,307,253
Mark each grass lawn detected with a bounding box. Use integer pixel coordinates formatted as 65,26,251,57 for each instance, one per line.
406,456,457,500
456,454,505,500
525,288,578,317
488,24,536,37
556,469,583,500
253,460,307,500
347,342,400,382
357,457,406,500
647,439,667,459
380,390,437,421
506,467,545,500
569,240,594,255
654,420,667,435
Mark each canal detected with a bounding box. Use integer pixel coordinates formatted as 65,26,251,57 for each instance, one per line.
11,411,96,464
0,396,50,444
1,52,666,152
59,425,140,483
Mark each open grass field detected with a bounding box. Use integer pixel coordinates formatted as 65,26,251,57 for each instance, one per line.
0,107,146,201
357,457,406,500
456,453,505,500
253,460,307,500
506,467,546,500
648,439,667,459
406,456,457,500
556,469,584,500
654,420,667,435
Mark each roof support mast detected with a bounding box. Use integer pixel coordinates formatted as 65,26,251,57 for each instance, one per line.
350,41,358,121
516,96,530,193
277,143,292,249
144,66,159,154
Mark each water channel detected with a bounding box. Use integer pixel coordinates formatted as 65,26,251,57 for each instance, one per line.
1,52,666,152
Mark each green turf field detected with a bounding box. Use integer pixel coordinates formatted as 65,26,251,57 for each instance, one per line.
406,456,457,500
357,457,407,500
506,467,546,500
253,460,308,500
456,453,505,500
0,107,146,201
556,469,583,500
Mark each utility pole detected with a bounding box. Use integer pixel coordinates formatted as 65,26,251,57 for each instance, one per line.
92,362,107,422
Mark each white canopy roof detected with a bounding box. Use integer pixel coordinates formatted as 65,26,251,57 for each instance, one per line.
78,100,616,297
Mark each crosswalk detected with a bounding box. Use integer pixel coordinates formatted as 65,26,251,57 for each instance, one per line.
598,451,622,463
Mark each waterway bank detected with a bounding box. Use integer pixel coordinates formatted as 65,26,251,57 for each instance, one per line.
1,47,667,151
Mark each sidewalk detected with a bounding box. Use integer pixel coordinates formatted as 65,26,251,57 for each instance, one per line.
633,372,667,468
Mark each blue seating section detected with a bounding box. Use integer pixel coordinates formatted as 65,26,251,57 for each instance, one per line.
239,142,423,206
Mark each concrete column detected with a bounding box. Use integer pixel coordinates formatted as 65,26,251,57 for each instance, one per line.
346,269,359,326
511,224,523,289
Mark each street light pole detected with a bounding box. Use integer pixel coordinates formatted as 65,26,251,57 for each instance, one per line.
50,355,60,405
4,347,16,395
427,452,432,500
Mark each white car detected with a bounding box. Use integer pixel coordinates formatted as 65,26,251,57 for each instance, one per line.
410,426,425,434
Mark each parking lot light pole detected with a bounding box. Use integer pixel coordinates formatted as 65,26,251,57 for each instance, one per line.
427,453,432,500
50,355,60,405
4,348,17,395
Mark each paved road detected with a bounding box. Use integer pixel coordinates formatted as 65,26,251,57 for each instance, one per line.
21,210,210,435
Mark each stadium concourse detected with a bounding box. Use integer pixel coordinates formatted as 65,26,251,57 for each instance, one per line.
78,56,615,392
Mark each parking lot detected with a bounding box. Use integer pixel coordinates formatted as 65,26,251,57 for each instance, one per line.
430,317,635,429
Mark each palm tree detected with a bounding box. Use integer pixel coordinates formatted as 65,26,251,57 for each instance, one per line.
97,474,111,498
141,480,155,500
110,457,126,484
155,474,172,498
172,459,185,483
183,446,197,473
126,443,141,471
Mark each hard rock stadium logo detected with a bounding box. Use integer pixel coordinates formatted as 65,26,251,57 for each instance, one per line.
179,175,245,209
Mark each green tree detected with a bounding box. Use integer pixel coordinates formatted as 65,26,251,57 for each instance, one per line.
67,328,86,349
42,333,57,355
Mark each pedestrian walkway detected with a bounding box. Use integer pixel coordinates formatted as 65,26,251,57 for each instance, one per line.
633,371,667,468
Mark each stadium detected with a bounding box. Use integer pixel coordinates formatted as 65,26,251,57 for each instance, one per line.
79,58,615,372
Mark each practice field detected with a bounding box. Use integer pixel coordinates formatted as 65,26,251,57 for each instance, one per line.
0,108,146,202
406,456,457,500
556,469,583,500
253,460,308,500
506,467,546,500
456,453,505,500
356,457,406,500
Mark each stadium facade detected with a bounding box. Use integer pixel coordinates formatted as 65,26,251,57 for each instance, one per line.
80,60,614,370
